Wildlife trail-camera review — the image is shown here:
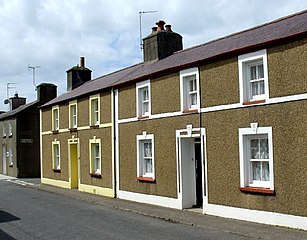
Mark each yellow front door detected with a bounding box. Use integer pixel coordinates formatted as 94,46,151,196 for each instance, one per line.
70,144,78,188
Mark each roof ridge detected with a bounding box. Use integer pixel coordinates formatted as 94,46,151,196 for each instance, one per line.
91,62,143,82
175,9,307,54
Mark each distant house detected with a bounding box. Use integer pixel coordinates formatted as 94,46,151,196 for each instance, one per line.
40,10,307,230
0,83,57,177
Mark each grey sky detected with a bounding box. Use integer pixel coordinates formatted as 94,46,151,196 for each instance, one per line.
0,0,306,111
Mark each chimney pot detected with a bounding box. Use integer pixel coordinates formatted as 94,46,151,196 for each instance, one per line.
165,24,172,32
80,57,85,67
151,26,158,33
156,20,165,31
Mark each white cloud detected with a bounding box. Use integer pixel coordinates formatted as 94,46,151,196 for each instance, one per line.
0,0,306,110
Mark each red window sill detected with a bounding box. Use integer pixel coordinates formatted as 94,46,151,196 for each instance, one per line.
53,169,61,173
243,99,266,105
52,130,59,134
137,177,155,183
69,128,77,132
90,125,99,129
137,115,149,120
182,109,198,114
90,173,102,178
240,187,275,195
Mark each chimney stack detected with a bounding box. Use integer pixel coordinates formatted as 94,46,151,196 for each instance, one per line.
9,92,26,110
36,83,57,105
66,57,92,91
143,20,183,64
80,56,85,68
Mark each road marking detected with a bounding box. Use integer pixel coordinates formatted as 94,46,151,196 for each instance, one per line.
6,179,35,186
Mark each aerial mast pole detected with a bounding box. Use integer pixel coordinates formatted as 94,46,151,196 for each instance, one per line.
139,10,157,51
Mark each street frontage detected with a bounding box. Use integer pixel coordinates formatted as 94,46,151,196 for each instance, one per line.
0,176,306,240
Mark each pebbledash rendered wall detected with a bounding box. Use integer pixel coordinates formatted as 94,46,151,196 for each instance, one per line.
201,38,307,217
41,91,113,194
118,73,200,198
117,37,307,219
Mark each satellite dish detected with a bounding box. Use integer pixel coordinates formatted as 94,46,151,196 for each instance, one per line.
4,99,9,104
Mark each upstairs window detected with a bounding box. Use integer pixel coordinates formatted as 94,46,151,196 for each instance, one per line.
52,140,60,170
90,95,100,126
137,133,155,180
89,138,101,175
2,123,6,137
239,125,274,190
136,80,151,118
69,101,78,129
238,49,269,104
180,68,200,112
52,106,59,131
8,121,12,136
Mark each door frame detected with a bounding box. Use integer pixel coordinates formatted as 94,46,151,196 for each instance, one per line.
176,126,207,210
68,137,80,189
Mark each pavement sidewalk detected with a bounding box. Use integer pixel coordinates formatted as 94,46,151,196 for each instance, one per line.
1,175,306,239
27,182,306,240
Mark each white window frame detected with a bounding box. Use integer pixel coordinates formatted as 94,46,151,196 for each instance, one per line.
8,121,12,137
89,137,101,174
137,133,155,179
52,105,59,131
69,100,78,129
2,123,6,137
136,80,151,118
52,140,61,170
239,126,274,189
180,67,200,112
238,49,269,104
89,94,100,126
8,147,13,166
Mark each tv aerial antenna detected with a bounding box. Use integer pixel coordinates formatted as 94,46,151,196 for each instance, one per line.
139,10,157,51
28,65,41,88
4,83,16,104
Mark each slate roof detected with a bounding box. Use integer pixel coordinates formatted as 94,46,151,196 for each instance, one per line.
43,10,307,108
0,101,38,120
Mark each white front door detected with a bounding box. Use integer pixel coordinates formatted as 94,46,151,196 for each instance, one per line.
177,128,207,209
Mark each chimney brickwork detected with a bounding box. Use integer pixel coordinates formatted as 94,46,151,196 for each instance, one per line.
9,93,26,110
66,57,92,91
36,83,57,105
143,20,183,63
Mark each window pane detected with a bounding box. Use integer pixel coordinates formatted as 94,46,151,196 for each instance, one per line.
143,102,149,114
189,79,196,92
258,64,264,78
250,66,257,80
262,162,270,181
144,142,152,157
251,82,259,96
144,159,152,174
259,80,265,95
142,88,148,101
260,139,269,159
190,93,197,106
250,139,259,159
93,100,98,111
252,161,261,181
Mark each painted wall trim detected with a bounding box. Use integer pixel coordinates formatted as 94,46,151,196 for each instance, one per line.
204,203,307,231
118,190,181,209
41,123,113,135
117,92,307,124
41,177,71,189
79,183,114,197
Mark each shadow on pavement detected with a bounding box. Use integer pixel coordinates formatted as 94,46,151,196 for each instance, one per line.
0,210,20,223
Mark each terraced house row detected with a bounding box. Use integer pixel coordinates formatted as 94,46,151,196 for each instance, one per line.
40,11,307,230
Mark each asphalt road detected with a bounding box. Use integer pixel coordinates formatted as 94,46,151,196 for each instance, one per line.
0,178,253,240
